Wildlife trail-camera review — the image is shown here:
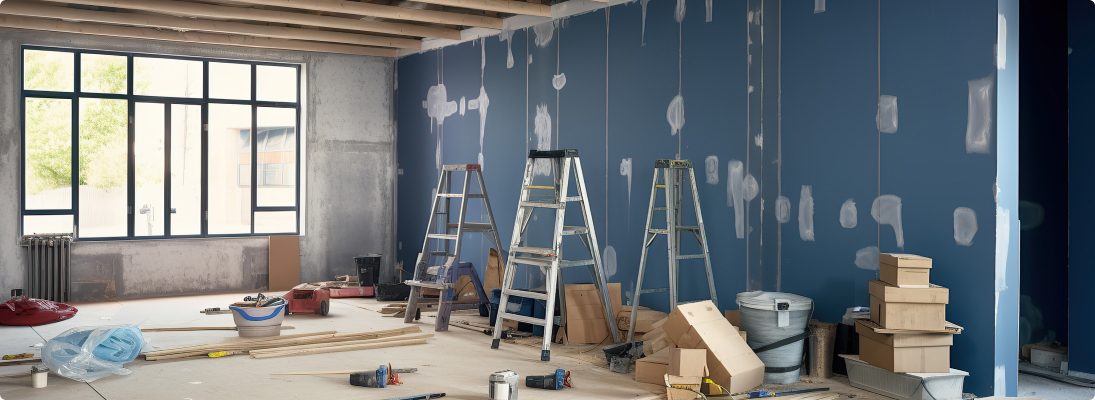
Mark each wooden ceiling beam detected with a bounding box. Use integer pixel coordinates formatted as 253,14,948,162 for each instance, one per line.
0,14,397,56
0,1,421,49
406,0,550,17
220,0,503,29
30,0,461,39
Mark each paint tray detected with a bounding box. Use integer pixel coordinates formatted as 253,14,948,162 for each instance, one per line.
839,354,967,400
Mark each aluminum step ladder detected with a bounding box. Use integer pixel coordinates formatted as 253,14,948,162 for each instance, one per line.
404,164,503,332
627,159,718,342
491,149,619,361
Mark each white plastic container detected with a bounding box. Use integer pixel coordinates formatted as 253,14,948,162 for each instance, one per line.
840,354,968,400
230,305,285,337
737,291,814,384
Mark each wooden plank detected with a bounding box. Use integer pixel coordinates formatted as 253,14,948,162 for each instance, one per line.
29,0,460,39
250,338,429,359
249,333,434,354
0,15,397,57
141,326,296,332
222,0,503,29
0,2,420,49
407,0,551,17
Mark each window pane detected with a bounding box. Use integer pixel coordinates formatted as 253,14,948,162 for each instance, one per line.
257,65,297,102
78,98,128,238
24,50,74,92
134,57,202,98
254,211,296,234
209,62,251,101
209,103,252,234
25,98,73,210
135,103,165,237
81,53,127,95
171,104,202,236
256,107,297,207
23,215,74,235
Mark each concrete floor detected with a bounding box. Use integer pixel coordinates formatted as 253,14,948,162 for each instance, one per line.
1018,372,1095,400
0,293,987,399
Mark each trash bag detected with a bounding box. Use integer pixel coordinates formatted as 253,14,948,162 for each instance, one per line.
0,297,78,326
42,325,145,382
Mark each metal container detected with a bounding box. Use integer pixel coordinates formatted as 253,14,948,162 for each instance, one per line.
489,370,519,400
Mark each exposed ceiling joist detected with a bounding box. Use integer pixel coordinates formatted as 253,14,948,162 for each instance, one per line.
0,14,397,56
407,0,550,17
221,0,503,29
29,0,460,39
0,1,422,49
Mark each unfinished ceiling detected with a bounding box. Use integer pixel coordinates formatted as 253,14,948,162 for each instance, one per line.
0,0,569,57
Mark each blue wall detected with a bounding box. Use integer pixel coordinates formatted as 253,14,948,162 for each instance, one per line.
1068,0,1095,376
396,0,1011,394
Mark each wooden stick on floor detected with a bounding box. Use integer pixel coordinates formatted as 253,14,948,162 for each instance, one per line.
250,338,429,359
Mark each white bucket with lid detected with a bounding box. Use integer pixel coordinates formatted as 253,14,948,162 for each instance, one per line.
737,291,814,384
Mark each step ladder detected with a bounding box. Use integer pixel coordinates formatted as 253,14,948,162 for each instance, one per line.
627,159,718,342
404,164,503,332
491,149,619,361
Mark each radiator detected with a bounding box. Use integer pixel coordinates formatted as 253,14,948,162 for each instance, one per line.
20,234,73,302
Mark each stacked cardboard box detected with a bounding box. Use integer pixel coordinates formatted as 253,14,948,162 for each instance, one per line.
561,283,621,344
858,253,960,373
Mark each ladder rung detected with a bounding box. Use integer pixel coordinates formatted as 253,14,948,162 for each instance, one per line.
512,246,556,256
640,288,669,294
678,226,700,231
654,207,667,211
405,280,449,290
525,185,556,190
656,185,666,188
561,226,589,236
502,288,549,301
426,234,459,240
498,312,550,326
448,223,494,232
560,259,594,268
437,193,464,198
519,201,565,209
513,257,553,267
648,229,669,235
564,196,582,202
676,254,705,260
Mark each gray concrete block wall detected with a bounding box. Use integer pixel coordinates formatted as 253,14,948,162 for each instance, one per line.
0,30,397,302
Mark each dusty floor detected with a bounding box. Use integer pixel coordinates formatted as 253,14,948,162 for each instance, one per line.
0,292,1046,400
1017,372,1095,400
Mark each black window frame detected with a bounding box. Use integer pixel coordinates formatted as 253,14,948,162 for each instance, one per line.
20,45,302,241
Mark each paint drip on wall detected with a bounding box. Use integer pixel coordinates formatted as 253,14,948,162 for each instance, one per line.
966,73,995,154
855,246,880,270
954,207,978,246
705,0,713,22
533,104,553,176
675,0,686,22
814,0,825,13
467,86,489,168
552,73,567,90
799,185,815,241
775,196,791,223
499,29,515,69
426,84,457,130
872,194,904,248
620,158,633,210
667,95,685,136
704,155,719,185
603,245,617,278
640,0,651,46
727,160,744,238
876,95,898,134
533,21,556,48
529,54,533,65
840,199,857,228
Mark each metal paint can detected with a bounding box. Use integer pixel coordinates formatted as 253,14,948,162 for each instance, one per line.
488,370,518,400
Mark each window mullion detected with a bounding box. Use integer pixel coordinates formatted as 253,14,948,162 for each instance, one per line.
250,64,258,235
164,104,172,237
127,56,135,239
201,61,209,237
71,53,81,239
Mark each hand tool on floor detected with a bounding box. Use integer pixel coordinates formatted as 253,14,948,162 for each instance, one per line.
381,394,446,400
525,369,571,390
350,364,389,388
747,388,829,398
489,370,519,400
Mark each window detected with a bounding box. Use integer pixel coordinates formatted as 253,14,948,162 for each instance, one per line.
21,47,302,239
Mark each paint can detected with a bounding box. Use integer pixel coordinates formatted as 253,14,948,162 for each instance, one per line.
488,370,518,400
31,366,48,388
737,291,814,384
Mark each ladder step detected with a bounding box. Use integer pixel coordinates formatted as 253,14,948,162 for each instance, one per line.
512,246,556,256
678,226,700,231
426,234,459,240
525,185,556,190
654,207,667,211
512,257,554,267
561,226,589,236
648,229,669,235
519,201,564,209
498,312,550,326
560,259,594,268
564,196,582,202
502,289,549,301
436,193,464,198
676,254,705,260
405,280,449,290
640,288,669,294
447,222,494,232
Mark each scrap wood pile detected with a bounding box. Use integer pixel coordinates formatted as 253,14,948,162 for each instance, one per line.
144,326,431,360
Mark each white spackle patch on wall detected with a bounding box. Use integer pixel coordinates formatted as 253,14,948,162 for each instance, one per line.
472,87,490,168
499,29,515,69
727,160,744,238
533,104,553,176
854,246,880,270
743,174,758,201
603,245,617,278
459,96,466,116
620,158,633,209
775,196,791,223
552,73,567,90
876,95,898,134
954,207,978,246
748,85,754,93
667,94,685,136
706,0,713,22
754,134,763,149
426,84,457,130
799,185,815,241
840,199,857,228
640,0,651,46
872,194,904,248
675,0,686,22
995,205,1010,293
966,73,995,154
528,54,533,65
704,155,719,185
997,14,1007,70
533,21,556,48
814,0,825,13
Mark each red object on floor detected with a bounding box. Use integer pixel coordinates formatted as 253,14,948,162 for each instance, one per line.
0,297,78,326
283,285,332,316
328,285,374,298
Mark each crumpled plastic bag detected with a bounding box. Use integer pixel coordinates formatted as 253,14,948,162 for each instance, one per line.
0,296,78,326
42,325,145,382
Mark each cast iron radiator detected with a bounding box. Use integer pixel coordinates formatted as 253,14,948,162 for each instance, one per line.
19,234,73,302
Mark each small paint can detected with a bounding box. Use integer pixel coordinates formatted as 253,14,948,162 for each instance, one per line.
31,366,48,388
488,370,518,400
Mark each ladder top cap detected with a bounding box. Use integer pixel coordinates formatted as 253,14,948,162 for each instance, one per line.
654,159,693,168
443,164,481,171
529,149,579,158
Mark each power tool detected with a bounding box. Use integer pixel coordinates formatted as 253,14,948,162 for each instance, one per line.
525,369,571,390
349,365,389,388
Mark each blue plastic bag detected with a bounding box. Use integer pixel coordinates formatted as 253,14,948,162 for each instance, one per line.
42,325,145,382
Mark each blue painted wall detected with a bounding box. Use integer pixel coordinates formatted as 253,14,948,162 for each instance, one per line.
395,0,1012,394
1068,0,1095,376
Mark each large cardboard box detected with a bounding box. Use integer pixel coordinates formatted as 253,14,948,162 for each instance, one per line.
676,320,764,393
669,348,708,377
563,283,621,344
635,348,671,384
858,334,950,373
879,253,933,268
664,301,727,344
869,280,949,304
879,253,932,287
617,307,670,333
870,295,946,331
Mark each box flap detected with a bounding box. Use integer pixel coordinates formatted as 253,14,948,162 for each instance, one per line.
879,253,933,268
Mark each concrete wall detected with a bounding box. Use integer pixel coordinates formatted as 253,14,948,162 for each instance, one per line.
0,30,397,302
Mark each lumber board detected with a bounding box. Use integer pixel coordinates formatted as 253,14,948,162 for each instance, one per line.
250,338,429,359
248,334,434,354
145,327,421,360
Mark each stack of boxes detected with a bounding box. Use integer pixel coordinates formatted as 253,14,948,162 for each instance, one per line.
857,253,960,373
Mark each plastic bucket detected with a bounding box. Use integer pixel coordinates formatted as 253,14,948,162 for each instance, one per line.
737,291,814,384
230,305,285,337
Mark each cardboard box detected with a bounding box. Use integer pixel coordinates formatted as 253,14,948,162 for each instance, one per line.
665,375,703,400
676,320,764,393
268,235,301,291
724,309,741,327
643,330,674,356
563,283,622,344
617,307,670,333
856,319,953,347
669,348,708,377
870,295,946,331
879,254,932,287
858,334,950,373
635,348,671,384
869,280,949,304
879,253,933,268
664,301,726,344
